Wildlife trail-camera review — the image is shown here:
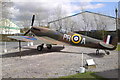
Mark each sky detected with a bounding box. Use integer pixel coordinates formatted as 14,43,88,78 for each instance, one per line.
86,2,118,17
2,0,119,28
118,2,120,18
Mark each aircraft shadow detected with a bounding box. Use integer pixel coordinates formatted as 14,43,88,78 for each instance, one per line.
1,46,64,58
60,51,105,58
86,53,105,58
1,46,105,58
60,51,82,54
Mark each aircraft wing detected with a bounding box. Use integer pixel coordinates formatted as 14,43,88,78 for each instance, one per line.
99,42,114,49
8,36,70,45
7,36,37,42
36,36,70,45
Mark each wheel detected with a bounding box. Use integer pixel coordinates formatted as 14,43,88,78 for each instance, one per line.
37,44,44,51
46,44,52,49
104,50,110,55
106,51,110,55
37,46,43,51
96,49,99,55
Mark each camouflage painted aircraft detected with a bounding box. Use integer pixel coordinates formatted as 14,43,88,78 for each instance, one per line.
8,15,118,55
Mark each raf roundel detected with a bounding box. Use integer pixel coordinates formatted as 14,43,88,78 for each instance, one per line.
71,34,82,44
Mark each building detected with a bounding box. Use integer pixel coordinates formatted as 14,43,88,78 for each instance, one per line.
0,19,20,34
48,11,116,32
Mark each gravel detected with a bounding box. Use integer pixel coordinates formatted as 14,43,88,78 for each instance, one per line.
1,45,119,78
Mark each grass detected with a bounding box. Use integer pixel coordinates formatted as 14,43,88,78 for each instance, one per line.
116,44,120,51
48,72,109,80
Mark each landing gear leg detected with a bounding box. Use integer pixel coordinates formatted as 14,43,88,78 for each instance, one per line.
104,50,110,55
96,49,99,55
37,44,44,51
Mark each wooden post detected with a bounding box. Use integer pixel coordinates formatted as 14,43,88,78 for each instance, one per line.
19,40,21,58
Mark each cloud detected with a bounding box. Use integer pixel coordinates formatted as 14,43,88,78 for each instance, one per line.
10,0,119,2
3,0,105,27
11,1,105,16
80,3,105,9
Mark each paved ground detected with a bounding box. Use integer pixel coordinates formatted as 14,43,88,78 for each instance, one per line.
1,44,119,79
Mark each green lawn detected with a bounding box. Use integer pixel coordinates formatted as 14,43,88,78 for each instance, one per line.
49,72,109,80
116,44,120,51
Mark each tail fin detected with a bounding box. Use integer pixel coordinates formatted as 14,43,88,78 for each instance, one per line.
104,35,111,44
104,34,118,47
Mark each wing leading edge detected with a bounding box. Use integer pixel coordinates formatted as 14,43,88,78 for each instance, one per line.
7,36,37,42
7,36,70,45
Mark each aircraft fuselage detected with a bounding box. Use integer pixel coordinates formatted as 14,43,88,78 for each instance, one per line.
31,26,115,50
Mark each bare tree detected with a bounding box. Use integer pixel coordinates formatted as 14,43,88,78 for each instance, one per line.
0,1,1,18
1,1,15,34
52,5,67,30
19,13,31,28
63,18,76,32
2,2,14,19
93,13,107,40
36,11,49,26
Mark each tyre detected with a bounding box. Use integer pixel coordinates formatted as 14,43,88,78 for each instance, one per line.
37,46,43,51
106,51,110,55
47,44,52,49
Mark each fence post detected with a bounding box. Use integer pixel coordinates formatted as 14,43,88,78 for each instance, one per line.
27,42,30,46
3,42,7,53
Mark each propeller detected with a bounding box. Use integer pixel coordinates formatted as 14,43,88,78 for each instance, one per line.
24,15,35,36
31,15,35,26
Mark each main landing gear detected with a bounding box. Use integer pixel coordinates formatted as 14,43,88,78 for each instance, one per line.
96,49,99,55
104,50,110,55
37,44,52,51
96,49,110,55
37,44,44,51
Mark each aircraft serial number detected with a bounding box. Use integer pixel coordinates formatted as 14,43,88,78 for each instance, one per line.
63,34,86,44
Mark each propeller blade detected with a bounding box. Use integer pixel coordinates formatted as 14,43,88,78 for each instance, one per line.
24,15,35,36
31,15,35,26
24,29,31,36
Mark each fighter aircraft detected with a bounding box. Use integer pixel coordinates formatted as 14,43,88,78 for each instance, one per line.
8,15,118,55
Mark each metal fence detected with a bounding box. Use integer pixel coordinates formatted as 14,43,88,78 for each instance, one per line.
0,42,34,53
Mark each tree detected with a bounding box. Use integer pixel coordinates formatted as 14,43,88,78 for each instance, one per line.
36,10,49,26
62,18,76,32
0,1,1,19
93,13,107,40
52,5,67,30
2,1,14,19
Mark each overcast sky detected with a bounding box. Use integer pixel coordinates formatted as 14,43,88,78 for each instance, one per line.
2,0,119,28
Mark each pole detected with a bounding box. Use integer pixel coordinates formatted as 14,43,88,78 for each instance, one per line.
115,8,118,35
19,40,21,58
27,42,30,46
115,8,118,44
82,53,83,67
79,53,85,73
30,42,33,46
4,42,7,53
